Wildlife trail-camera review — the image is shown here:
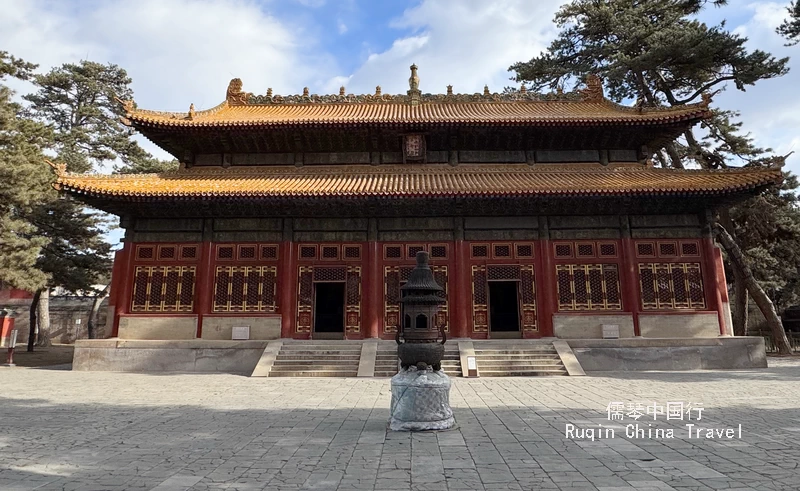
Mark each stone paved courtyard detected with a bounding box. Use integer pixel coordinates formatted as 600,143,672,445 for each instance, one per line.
1,361,800,491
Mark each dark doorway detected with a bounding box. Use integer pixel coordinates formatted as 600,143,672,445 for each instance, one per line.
314,282,345,339
489,281,521,338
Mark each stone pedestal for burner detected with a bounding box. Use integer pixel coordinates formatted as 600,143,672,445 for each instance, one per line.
389,251,455,431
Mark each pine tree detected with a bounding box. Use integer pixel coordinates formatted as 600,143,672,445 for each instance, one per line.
510,0,795,353
778,1,800,45
0,52,52,292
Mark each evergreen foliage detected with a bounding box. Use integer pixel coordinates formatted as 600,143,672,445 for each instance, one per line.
0,52,52,291
510,0,797,341
778,1,800,45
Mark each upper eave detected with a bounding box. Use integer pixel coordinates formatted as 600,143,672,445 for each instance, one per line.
122,75,711,131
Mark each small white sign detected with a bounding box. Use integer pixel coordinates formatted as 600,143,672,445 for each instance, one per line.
602,324,620,339
75,318,82,325
231,326,250,340
467,356,477,370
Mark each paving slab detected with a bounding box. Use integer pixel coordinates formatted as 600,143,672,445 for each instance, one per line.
1,359,799,490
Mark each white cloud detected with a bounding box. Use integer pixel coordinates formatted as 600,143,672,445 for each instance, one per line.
712,1,800,173
329,0,561,95
0,0,337,159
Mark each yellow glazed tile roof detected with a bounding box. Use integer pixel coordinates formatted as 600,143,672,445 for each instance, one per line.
55,164,782,200
122,76,711,129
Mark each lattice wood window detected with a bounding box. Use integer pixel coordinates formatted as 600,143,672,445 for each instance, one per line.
385,245,402,259
471,265,489,332
299,245,317,260
213,266,277,313
345,267,362,334
180,245,198,260
639,263,705,310
520,265,537,332
321,245,339,260
430,244,447,259
136,246,155,260
131,266,195,312
680,241,700,257
296,267,313,332
158,245,177,260
261,245,279,260
384,266,402,333
471,244,489,258
556,264,622,311
515,244,534,258
343,245,361,260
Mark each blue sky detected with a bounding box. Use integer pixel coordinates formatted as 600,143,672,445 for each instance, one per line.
1,0,799,245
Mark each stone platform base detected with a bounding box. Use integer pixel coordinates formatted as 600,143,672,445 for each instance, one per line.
72,339,267,374
567,337,767,371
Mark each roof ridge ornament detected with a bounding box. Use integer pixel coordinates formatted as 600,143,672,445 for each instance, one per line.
581,74,604,102
226,78,251,106
407,64,421,106
45,159,67,176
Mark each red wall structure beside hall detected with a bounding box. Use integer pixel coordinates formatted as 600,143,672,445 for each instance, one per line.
114,237,724,340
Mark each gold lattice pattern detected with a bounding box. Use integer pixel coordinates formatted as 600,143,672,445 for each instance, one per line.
520,265,537,332
212,266,277,313
556,264,622,311
639,263,705,310
296,266,313,332
471,265,489,332
131,266,195,312
345,266,361,334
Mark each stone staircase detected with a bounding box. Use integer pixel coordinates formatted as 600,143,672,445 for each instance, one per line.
374,342,462,377
268,340,362,377
374,343,400,377
473,342,567,376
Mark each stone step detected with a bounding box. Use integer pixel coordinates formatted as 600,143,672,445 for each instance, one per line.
479,364,565,371
274,353,361,359
275,350,362,356
476,354,561,361
281,346,361,354
273,359,359,366
478,369,567,377
269,371,358,377
271,364,361,371
474,349,557,355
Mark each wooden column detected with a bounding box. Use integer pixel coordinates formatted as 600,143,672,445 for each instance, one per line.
279,219,297,338
452,218,469,338
619,216,641,336
116,224,137,338
364,219,381,338
537,217,555,337
109,246,128,338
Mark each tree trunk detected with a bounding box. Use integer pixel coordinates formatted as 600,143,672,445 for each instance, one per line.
36,288,51,347
717,209,748,335
87,284,110,339
731,274,749,336
27,289,42,352
714,224,792,354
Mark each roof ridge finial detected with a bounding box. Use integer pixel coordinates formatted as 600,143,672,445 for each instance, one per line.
520,84,527,95
375,85,381,96
339,86,346,96
226,78,251,105
188,103,195,120
303,87,309,97
447,85,453,96
45,159,67,176
484,85,490,96
581,74,604,102
407,63,421,106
